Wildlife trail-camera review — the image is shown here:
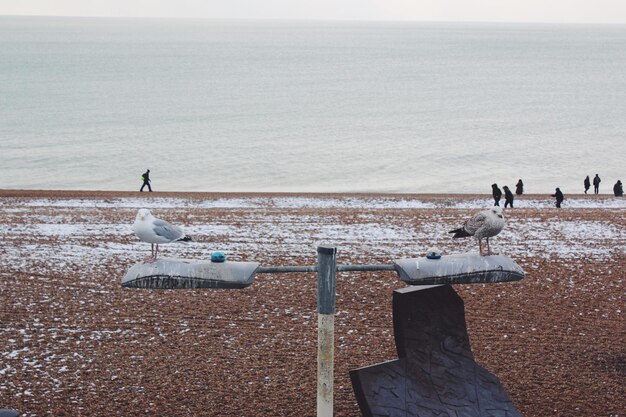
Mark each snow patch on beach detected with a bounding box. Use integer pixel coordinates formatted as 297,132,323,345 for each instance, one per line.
1,207,623,281
505,220,626,258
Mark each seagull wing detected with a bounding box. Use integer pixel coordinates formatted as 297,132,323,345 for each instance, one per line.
463,212,487,235
152,219,185,242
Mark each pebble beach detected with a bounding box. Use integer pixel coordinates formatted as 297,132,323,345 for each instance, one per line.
1,190,624,416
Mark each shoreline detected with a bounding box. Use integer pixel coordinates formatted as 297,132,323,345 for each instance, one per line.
0,188,621,200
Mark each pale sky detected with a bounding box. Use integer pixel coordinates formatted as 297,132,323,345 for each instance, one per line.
1,0,625,24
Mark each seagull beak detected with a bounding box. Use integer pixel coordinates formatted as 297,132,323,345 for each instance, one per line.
498,214,503,218
140,215,145,221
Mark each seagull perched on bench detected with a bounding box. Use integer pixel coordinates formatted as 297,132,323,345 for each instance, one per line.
449,206,505,256
132,209,192,263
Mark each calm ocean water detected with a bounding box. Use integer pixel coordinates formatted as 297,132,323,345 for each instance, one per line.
1,16,625,194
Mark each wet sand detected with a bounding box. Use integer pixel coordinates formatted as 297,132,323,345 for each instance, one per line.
0,190,624,416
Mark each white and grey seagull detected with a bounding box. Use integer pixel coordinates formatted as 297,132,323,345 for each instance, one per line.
449,206,505,256
132,208,192,263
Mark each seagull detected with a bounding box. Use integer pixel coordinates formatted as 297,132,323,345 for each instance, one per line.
449,206,505,256
132,209,192,263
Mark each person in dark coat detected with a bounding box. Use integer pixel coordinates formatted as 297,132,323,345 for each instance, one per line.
584,176,590,194
551,187,564,208
593,174,601,194
492,183,502,206
614,180,623,197
515,179,524,196
503,185,514,208
140,169,152,192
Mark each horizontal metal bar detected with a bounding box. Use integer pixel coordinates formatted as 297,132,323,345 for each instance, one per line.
257,265,318,274
256,264,397,274
336,264,397,272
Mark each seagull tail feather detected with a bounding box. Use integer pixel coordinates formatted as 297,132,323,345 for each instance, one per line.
176,236,193,242
449,228,471,238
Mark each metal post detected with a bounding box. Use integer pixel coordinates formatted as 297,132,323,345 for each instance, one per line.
317,245,336,417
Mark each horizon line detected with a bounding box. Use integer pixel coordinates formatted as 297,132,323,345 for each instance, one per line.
2,14,626,26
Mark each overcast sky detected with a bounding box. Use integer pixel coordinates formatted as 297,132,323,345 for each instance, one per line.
1,0,626,24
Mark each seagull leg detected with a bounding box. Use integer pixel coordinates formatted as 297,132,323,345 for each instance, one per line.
478,239,484,256
486,238,498,256
143,243,157,264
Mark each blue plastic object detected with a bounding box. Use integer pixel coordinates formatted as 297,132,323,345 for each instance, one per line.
211,252,226,263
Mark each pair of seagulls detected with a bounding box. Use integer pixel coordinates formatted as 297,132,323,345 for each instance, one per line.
132,206,505,261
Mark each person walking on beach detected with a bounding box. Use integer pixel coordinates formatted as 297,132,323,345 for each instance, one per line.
140,169,152,192
614,180,623,197
492,184,502,206
515,179,524,196
584,176,591,194
552,187,564,208
503,186,514,208
593,174,601,194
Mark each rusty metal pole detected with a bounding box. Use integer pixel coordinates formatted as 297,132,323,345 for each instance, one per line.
317,245,336,417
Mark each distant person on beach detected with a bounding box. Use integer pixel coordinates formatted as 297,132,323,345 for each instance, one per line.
552,187,564,208
614,180,623,197
515,179,524,195
492,184,502,206
503,186,514,208
584,176,591,194
140,169,152,192
593,174,601,194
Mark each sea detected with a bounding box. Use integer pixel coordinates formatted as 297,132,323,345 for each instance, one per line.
1,16,625,194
